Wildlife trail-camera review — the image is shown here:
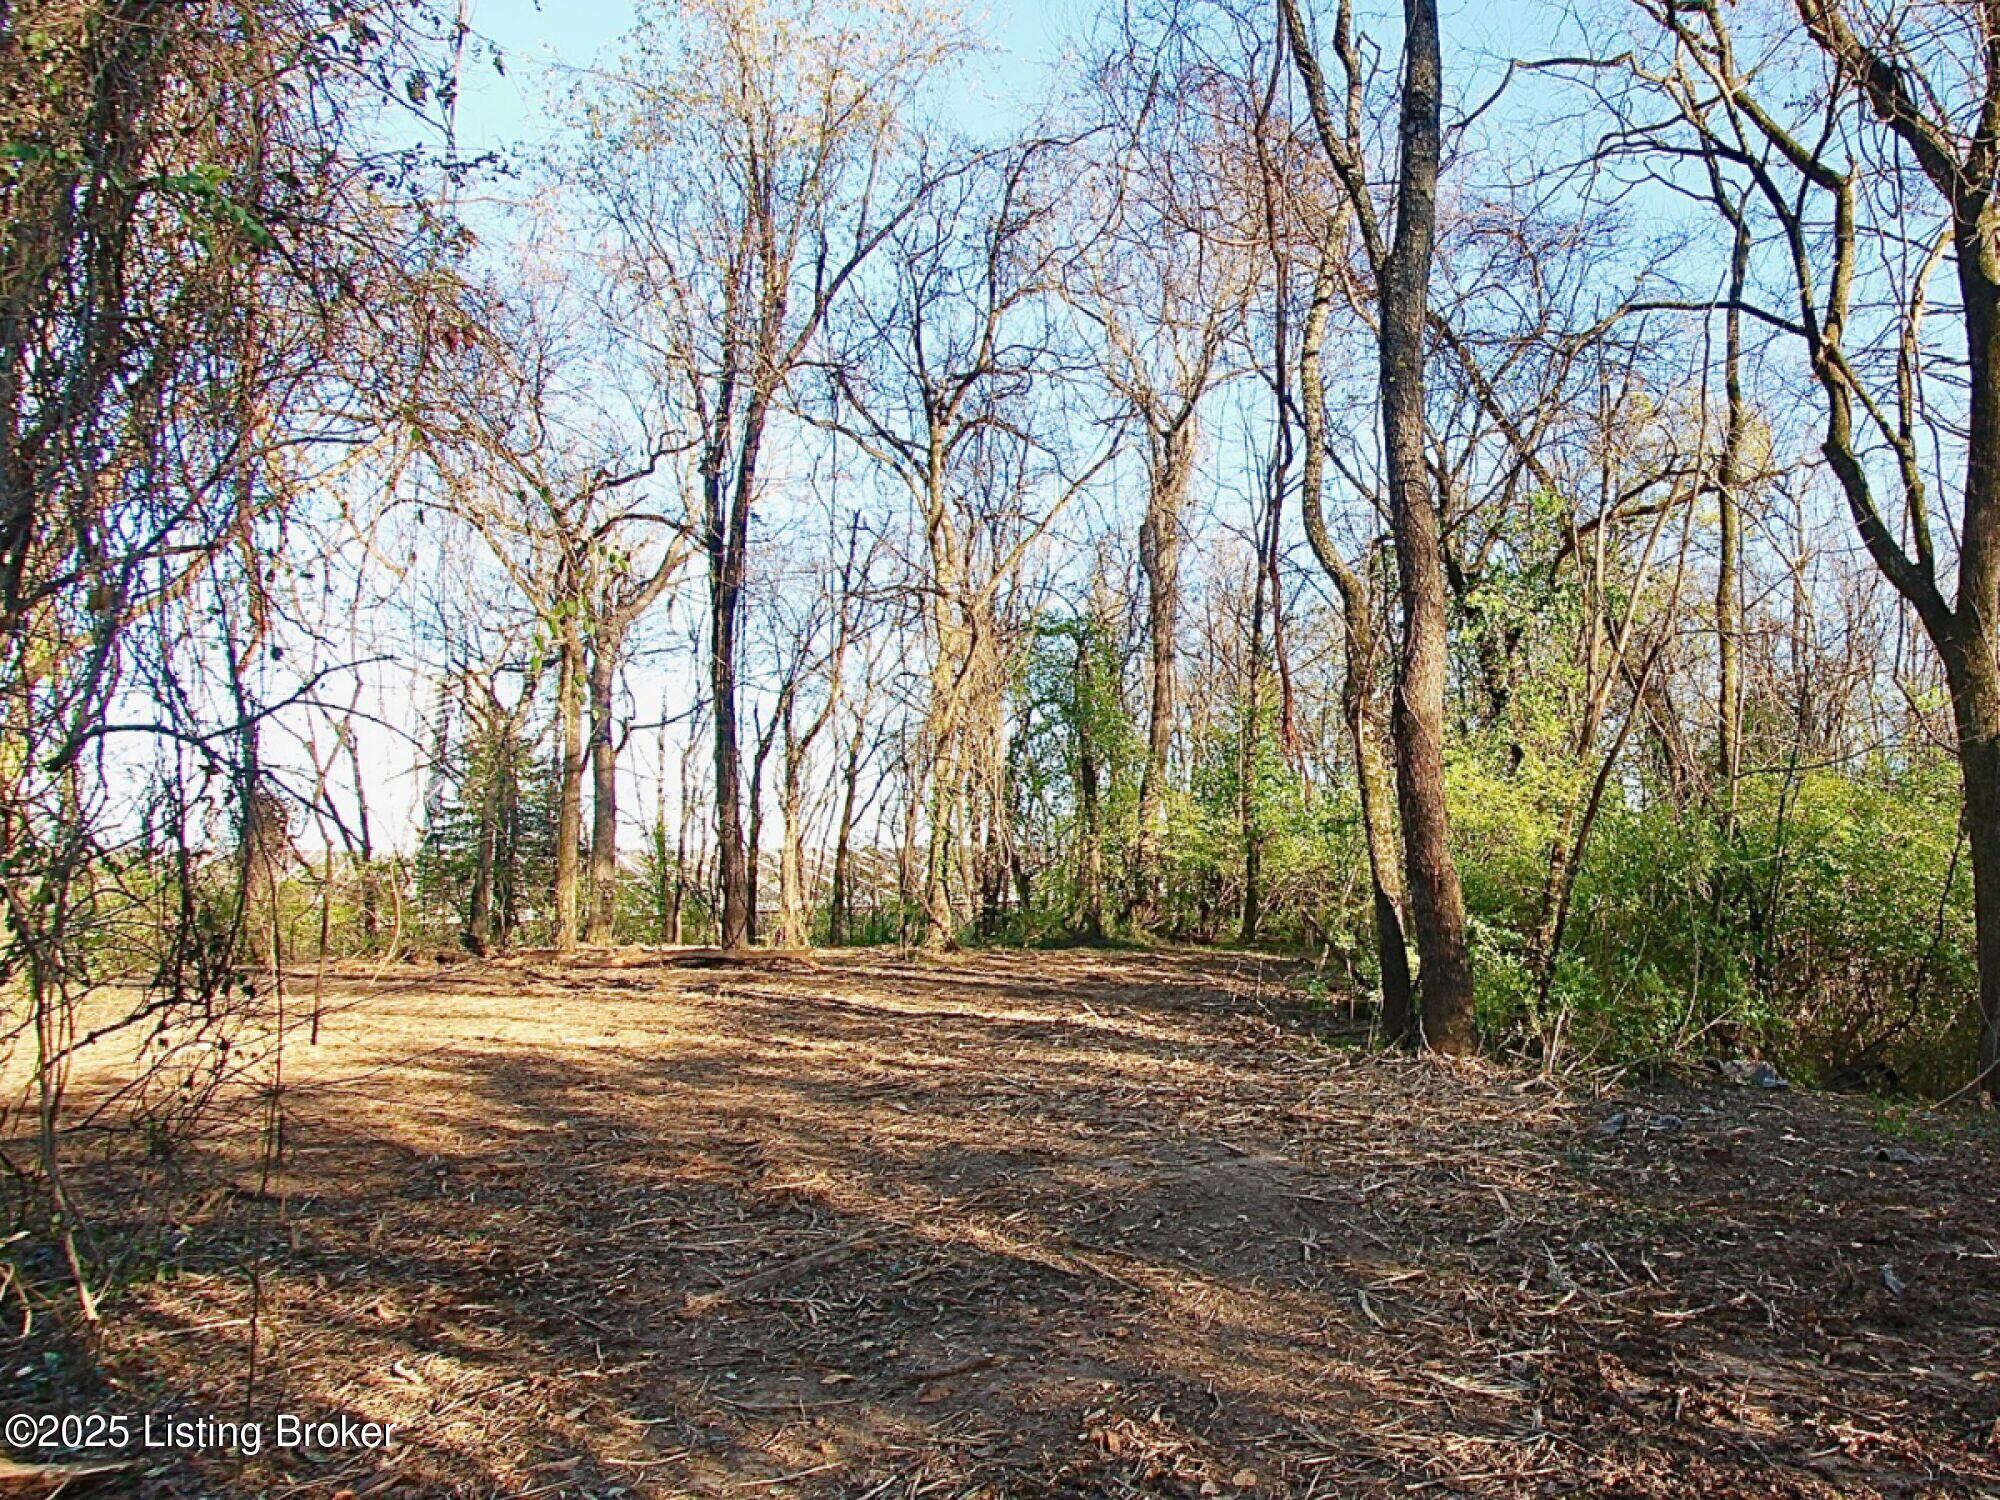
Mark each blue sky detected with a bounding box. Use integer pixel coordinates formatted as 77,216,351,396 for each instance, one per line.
444,0,1582,195
448,0,1086,158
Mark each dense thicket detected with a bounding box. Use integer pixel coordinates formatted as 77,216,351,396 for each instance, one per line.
0,0,463,1298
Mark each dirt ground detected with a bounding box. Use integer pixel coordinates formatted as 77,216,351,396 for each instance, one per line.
7,947,2000,1498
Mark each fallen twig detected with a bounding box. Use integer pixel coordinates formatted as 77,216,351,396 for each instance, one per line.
682,1233,874,1314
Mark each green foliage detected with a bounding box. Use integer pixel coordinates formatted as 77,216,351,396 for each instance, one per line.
1870,1102,1951,1145
1166,682,1373,960
1452,745,1976,1092
628,813,714,945
416,718,561,951
1012,610,1142,935
835,904,920,947
147,164,276,250
170,583,1980,1097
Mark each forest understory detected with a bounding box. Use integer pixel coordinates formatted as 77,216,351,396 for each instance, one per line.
6,949,1997,1500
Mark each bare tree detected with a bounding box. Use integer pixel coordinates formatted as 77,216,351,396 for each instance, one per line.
1282,0,1475,1048
1626,0,2000,1090
1295,219,1416,1038
578,0,964,951
407,276,688,951
1073,18,1257,930
766,520,870,947
817,138,1116,946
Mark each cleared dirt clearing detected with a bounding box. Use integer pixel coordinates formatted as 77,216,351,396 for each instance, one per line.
11,949,2000,1498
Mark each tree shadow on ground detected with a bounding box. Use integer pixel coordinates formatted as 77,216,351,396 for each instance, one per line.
15,948,2000,1498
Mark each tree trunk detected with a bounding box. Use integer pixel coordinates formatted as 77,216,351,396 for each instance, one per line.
1131,419,1195,928
669,806,687,944
241,779,288,971
979,806,1005,936
468,764,497,956
898,753,924,943
1953,668,2000,1089
775,757,809,948
1239,796,1262,943
747,707,776,947
1715,396,1744,824
496,719,523,947
709,576,750,949
1240,553,1267,946
586,643,620,945
1715,193,1749,828
1297,231,1414,1040
921,466,974,950
1380,0,1475,1052
923,773,962,948
829,715,866,944
342,715,379,946
1075,626,1106,942
705,391,768,952
552,630,586,952
973,686,1011,937
1344,604,1415,1040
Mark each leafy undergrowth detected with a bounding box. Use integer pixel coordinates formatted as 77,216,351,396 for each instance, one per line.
6,948,1999,1498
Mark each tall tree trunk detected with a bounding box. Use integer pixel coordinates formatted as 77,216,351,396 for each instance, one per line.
921,468,974,950
1131,420,1195,928
1715,193,1749,830
1074,624,1106,942
1297,234,1415,1040
552,629,586,952
828,715,866,944
747,706,777,947
497,719,522,947
670,731,695,945
776,748,809,947
923,771,962,948
1380,0,1475,1051
706,393,769,952
898,750,924,944
979,805,1005,936
1238,777,1262,942
1349,635,1416,1040
468,755,498,956
242,779,288,972
1948,268,2000,1092
709,568,750,949
586,643,620,945
1952,661,2000,1088
342,713,379,946
1240,552,1267,946
974,686,1011,937
1338,580,1416,1040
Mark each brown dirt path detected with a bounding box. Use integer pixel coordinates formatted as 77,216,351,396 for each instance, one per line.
9,948,2000,1497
